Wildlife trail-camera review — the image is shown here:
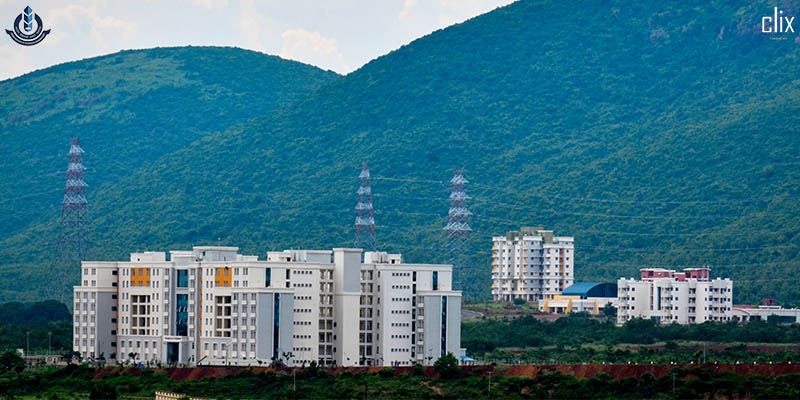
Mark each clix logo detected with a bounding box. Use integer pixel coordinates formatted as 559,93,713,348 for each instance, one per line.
5,5,51,46
762,7,795,33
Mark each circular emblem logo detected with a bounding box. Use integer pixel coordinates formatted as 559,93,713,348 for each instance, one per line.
6,6,51,46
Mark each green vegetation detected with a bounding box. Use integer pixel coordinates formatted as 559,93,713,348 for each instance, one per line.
488,343,800,365
464,313,800,363
0,47,338,302
0,301,72,354
1,1,799,305
3,363,800,399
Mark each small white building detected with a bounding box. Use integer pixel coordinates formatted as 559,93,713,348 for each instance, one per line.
617,268,732,325
539,282,617,315
491,227,574,302
732,306,800,323
73,246,463,367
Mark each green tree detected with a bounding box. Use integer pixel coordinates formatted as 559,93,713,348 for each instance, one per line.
89,381,117,400
601,304,617,320
0,350,25,373
434,353,460,379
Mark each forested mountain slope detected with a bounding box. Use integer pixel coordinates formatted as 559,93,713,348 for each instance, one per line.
1,1,798,304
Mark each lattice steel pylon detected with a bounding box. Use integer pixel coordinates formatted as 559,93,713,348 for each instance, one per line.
354,163,376,251
53,137,89,302
444,168,472,290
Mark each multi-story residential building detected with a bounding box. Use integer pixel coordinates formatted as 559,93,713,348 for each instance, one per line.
73,246,462,367
491,227,574,302
616,268,733,325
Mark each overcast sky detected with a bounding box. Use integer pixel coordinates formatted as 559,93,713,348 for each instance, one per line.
0,0,516,81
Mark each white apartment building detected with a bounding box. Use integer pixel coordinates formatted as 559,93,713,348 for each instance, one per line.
73,246,463,367
617,268,733,325
491,227,574,302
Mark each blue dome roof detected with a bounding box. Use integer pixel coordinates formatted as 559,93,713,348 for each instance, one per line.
562,282,617,298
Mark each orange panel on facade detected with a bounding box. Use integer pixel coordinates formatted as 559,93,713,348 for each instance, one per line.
214,267,232,288
130,267,151,287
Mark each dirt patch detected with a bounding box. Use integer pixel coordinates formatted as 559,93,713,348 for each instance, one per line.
421,381,443,395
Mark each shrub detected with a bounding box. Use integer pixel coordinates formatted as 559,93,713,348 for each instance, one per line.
434,353,460,379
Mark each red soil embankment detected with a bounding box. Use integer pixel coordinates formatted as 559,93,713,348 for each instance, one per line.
93,363,800,382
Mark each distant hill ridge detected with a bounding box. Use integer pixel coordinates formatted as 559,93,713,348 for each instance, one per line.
0,0,799,304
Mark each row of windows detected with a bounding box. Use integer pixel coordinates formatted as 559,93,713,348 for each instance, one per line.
204,293,258,301
390,334,410,339
204,342,257,352
119,339,158,349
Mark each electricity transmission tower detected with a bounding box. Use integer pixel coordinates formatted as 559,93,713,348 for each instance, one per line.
53,137,89,302
444,168,472,290
354,163,376,251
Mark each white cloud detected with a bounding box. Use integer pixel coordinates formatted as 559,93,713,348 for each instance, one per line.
0,44,34,81
239,0,267,51
399,0,418,20
436,0,514,23
436,0,491,15
48,4,137,49
279,29,350,73
188,0,229,10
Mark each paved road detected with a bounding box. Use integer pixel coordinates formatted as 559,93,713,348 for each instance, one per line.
461,310,483,320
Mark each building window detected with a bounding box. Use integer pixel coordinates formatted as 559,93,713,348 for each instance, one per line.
176,294,189,336
432,271,438,291
273,293,281,360
441,296,447,355
177,270,189,287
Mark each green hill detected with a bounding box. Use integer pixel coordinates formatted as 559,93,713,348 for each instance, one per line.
1,0,799,304
0,46,338,243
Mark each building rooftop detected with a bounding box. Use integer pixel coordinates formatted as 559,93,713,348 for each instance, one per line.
562,282,617,298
